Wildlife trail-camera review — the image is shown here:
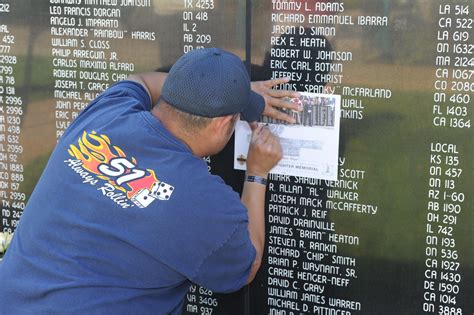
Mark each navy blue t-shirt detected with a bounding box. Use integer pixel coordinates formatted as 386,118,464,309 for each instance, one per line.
0,81,256,314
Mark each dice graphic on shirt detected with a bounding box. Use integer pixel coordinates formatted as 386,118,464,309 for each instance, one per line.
150,182,174,200
131,188,155,208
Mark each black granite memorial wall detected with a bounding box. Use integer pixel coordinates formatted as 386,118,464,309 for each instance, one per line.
0,1,472,314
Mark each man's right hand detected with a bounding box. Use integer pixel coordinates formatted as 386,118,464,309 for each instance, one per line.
246,124,283,178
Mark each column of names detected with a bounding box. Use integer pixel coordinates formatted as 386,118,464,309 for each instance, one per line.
0,1,27,234
50,0,151,139
262,1,387,313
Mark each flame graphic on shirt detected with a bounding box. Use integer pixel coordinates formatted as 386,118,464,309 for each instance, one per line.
68,131,159,198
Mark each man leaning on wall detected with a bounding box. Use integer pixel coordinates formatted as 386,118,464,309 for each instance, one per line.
0,48,301,314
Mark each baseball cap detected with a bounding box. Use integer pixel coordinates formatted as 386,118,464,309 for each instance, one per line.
161,48,264,122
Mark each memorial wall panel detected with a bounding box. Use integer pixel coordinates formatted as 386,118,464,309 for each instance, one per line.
0,1,472,314
249,1,473,314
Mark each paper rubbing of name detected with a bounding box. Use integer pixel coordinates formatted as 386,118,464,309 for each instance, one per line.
234,92,341,181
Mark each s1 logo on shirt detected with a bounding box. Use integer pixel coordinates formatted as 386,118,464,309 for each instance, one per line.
98,157,146,186
68,131,175,208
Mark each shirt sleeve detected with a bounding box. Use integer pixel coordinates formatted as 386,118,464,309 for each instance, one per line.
190,221,256,294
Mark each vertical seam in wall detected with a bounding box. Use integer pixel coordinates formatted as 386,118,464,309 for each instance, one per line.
245,0,252,75
245,0,252,309
245,4,252,313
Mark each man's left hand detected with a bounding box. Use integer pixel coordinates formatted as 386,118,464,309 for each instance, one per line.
251,77,301,124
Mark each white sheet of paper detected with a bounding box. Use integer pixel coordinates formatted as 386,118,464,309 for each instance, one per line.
234,92,341,181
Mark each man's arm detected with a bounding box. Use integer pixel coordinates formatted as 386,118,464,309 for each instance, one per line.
240,124,282,284
127,72,168,106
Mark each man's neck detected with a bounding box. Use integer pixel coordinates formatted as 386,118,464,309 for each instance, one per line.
151,107,208,157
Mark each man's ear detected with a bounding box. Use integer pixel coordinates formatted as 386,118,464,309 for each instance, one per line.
211,115,235,133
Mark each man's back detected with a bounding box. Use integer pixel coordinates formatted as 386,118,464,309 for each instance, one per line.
0,81,255,314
